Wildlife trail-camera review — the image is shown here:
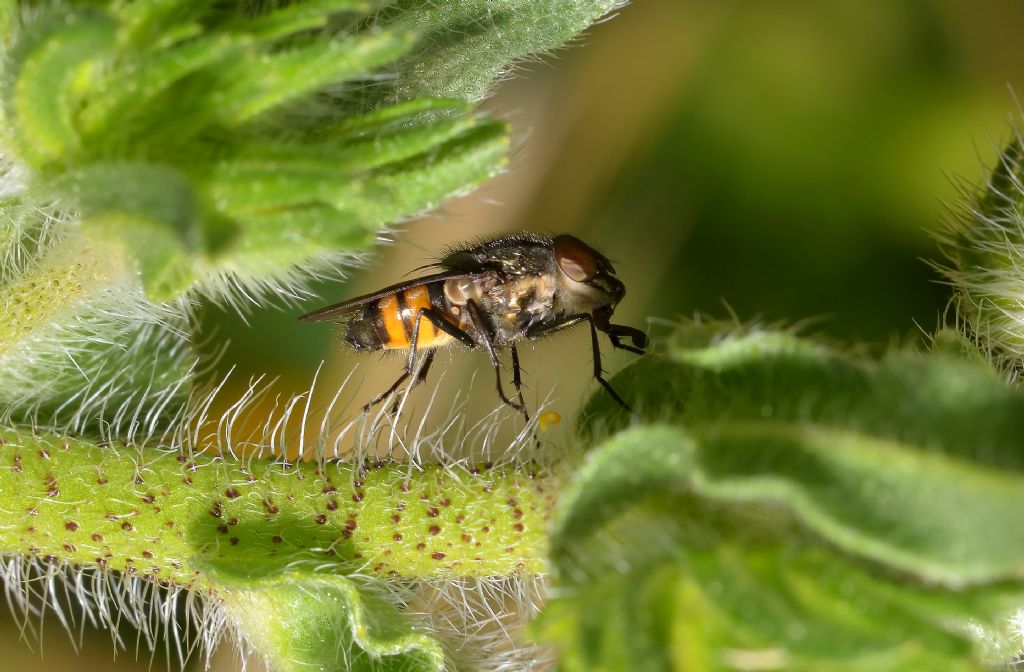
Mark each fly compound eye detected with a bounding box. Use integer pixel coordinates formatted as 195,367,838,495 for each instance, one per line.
554,235,599,282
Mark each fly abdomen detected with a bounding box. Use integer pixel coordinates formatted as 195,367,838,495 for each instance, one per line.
348,282,458,352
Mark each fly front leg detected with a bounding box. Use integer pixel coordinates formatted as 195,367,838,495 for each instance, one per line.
526,313,634,412
605,323,647,354
466,300,529,421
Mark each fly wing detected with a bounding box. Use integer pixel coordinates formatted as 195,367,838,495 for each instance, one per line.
297,271,475,323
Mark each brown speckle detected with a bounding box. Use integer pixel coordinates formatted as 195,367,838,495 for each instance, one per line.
121,522,134,531
352,491,364,502
393,533,403,541
416,542,426,550
426,507,439,518
142,550,153,559
228,517,238,526
217,525,228,534
38,449,50,460
400,481,411,492
431,552,446,560
225,488,240,499
440,497,451,507
64,520,78,532
272,535,283,544
482,526,490,533
91,533,103,542
229,537,239,545
262,499,279,515
141,494,156,504
209,502,223,518
513,523,525,532
315,514,327,525
391,513,401,523
429,525,441,535
25,507,37,516
461,533,472,543
326,499,338,511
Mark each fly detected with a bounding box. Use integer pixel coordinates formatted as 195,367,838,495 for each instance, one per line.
298,233,647,418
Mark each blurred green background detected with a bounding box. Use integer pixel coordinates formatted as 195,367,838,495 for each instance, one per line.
9,0,1024,669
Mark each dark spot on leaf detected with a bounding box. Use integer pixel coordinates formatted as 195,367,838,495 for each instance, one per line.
429,525,441,535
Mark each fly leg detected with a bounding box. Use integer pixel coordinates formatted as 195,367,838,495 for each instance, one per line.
526,313,634,412
604,323,647,354
364,308,476,414
510,344,529,422
466,300,529,421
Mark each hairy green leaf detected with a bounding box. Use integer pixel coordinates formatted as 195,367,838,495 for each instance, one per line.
541,422,1023,672
357,0,620,104
541,328,1024,671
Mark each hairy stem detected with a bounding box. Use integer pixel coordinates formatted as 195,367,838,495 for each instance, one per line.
0,427,553,585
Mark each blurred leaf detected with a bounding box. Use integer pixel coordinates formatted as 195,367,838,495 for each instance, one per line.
3,8,116,167
198,526,446,672
541,328,1024,671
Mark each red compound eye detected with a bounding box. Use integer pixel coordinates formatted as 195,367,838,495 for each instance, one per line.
554,235,598,282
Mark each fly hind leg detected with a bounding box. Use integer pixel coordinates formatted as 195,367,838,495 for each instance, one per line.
363,308,474,414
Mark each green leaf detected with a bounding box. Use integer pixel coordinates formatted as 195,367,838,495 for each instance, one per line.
226,0,370,42
359,0,620,103
202,551,447,672
582,330,1024,584
540,424,1024,672
207,30,413,127
49,162,226,300
3,8,116,168
543,328,1024,671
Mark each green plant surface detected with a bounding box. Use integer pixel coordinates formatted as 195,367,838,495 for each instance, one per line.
940,136,1024,375
0,426,554,670
0,427,552,582
0,0,621,669
536,327,1024,671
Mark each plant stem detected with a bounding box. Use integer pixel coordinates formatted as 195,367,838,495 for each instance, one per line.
0,427,554,586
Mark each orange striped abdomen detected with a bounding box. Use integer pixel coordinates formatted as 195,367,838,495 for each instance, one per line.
377,284,456,350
